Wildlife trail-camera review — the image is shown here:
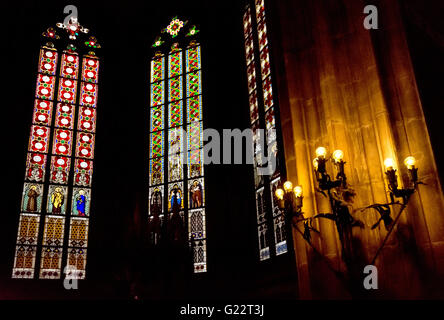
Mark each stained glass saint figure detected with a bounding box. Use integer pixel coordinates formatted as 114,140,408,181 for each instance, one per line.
189,180,202,208
76,190,86,216
27,186,39,212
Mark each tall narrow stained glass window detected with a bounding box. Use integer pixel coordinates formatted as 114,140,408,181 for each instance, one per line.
12,19,100,279
243,0,288,261
148,17,207,273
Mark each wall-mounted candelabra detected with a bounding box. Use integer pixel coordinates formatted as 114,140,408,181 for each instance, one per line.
275,147,422,266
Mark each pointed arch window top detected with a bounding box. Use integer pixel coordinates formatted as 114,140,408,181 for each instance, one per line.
166,17,186,37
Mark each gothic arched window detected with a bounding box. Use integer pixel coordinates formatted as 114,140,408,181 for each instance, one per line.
243,0,288,260
148,17,207,273
12,17,100,279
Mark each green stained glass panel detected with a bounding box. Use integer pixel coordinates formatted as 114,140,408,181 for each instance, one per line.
186,71,201,97
168,51,182,78
151,81,164,106
169,101,183,128
151,56,165,83
150,105,164,132
169,77,183,102
150,131,164,158
186,46,201,73
187,95,202,123
188,121,203,150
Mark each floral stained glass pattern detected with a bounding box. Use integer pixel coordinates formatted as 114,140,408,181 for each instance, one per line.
80,82,98,107
77,107,96,133
50,156,71,184
28,125,50,154
151,56,165,82
57,78,77,104
151,105,164,132
82,57,99,83
186,71,201,97
60,53,79,79
25,153,47,182
151,81,164,106
75,132,95,159
188,121,203,150
169,101,183,128
55,103,75,129
187,95,202,123
150,131,164,158
32,100,53,126
36,74,56,100
169,51,183,77
38,48,58,75
169,77,183,101
186,46,201,72
52,129,73,156
74,159,93,187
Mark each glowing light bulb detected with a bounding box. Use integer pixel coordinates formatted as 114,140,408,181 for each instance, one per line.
275,188,284,200
332,149,344,162
404,156,416,170
315,146,327,158
313,158,319,170
294,186,303,198
384,158,395,170
283,181,293,192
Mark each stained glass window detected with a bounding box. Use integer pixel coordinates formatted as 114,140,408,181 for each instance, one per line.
148,18,207,273
243,0,288,261
13,21,100,280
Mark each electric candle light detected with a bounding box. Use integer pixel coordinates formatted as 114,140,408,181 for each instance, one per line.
275,188,284,200
283,181,293,193
384,158,395,171
294,185,303,198
332,149,344,163
313,158,319,170
404,156,416,170
404,156,418,184
316,146,327,159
